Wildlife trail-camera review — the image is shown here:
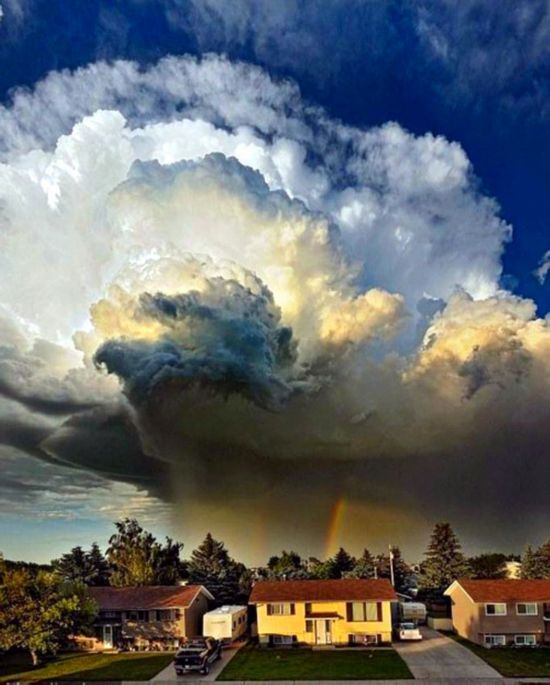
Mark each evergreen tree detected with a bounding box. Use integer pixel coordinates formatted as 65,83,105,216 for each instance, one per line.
107,518,184,586
187,533,248,604
87,543,111,586
52,543,110,586
347,548,376,579
418,523,470,593
331,547,355,578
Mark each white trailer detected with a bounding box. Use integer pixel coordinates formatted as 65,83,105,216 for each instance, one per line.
202,606,248,643
399,602,427,624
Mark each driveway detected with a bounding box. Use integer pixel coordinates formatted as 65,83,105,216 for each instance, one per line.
393,626,501,679
150,644,242,682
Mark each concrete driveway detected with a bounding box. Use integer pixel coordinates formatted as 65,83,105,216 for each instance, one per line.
150,644,241,682
393,627,501,679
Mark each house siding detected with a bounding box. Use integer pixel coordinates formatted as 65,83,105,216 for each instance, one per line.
184,591,210,637
255,600,393,646
448,584,550,646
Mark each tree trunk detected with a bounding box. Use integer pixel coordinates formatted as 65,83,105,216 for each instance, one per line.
30,649,39,667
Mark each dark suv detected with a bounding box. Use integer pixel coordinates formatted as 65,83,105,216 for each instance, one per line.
174,637,222,676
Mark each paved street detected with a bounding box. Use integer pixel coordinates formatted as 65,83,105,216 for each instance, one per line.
392,627,500,679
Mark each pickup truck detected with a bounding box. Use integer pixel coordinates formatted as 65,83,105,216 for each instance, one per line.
174,637,222,676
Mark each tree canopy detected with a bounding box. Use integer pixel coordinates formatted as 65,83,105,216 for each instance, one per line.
52,543,110,586
107,518,184,586
0,565,97,665
521,541,550,579
187,533,250,604
418,522,470,593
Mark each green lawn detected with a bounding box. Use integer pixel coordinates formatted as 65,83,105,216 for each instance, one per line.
217,645,412,681
0,650,174,682
452,636,550,677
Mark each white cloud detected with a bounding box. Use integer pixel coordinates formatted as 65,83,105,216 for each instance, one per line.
1,54,548,553
534,249,550,284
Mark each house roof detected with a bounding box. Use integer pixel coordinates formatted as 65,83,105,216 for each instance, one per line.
88,585,213,610
249,578,397,603
445,579,550,603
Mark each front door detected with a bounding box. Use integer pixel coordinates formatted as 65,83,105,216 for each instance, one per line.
315,620,332,645
103,624,113,649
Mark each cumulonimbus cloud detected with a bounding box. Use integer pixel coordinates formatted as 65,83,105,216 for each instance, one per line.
1,54,549,556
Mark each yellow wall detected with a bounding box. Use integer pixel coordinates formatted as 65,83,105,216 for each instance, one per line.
255,600,393,645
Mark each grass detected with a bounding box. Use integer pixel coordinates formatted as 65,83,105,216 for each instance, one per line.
0,650,175,682
217,645,412,681
451,635,550,677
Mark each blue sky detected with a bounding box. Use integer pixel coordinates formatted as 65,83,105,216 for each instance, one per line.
0,0,549,564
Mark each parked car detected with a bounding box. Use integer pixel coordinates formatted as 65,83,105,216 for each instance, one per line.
396,622,422,641
174,637,222,676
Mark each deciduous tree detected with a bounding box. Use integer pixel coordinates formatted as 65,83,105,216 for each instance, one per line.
107,518,184,586
0,567,97,665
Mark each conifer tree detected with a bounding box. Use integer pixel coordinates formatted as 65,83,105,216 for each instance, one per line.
331,547,355,578
347,548,376,579
187,533,248,603
418,522,469,593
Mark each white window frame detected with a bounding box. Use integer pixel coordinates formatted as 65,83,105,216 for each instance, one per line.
514,634,536,646
485,603,507,616
516,602,538,616
484,634,506,647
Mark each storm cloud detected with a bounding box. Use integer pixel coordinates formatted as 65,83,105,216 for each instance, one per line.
0,55,549,559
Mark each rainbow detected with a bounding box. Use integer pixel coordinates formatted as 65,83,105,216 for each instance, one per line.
324,496,347,559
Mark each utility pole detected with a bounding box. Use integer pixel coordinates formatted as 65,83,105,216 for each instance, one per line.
389,544,395,587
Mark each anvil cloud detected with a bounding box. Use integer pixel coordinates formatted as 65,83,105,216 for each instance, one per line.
1,55,548,558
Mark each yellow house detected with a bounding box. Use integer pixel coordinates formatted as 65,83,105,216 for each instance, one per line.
249,578,396,646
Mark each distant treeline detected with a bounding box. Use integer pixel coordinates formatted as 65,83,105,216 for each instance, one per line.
3,519,550,602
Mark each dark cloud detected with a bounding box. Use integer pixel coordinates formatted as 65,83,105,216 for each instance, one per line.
41,403,169,494
94,283,298,411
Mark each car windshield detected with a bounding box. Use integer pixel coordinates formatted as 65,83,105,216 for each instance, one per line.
401,623,416,629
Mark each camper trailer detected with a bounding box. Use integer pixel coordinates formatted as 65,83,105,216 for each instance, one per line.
399,601,427,624
202,606,247,643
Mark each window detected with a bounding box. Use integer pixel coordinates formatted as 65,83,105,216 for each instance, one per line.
305,620,314,633
137,611,148,621
485,603,507,616
156,609,173,621
484,634,506,647
517,603,538,616
272,635,294,645
515,634,536,646
349,634,378,646
347,602,381,622
267,603,294,616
